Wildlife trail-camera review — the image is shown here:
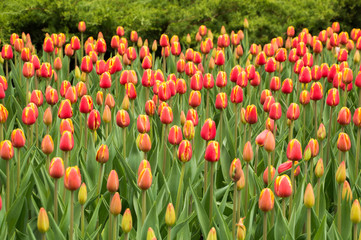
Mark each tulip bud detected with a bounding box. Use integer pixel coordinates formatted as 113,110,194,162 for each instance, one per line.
229,158,242,182
121,208,133,233
200,119,216,141
110,192,122,216
183,120,195,140
37,208,49,233
107,170,119,192
177,140,192,162
304,183,315,208
137,163,152,190
11,129,25,148
337,132,351,152
243,141,253,162
263,165,275,185
78,183,87,205
236,218,246,240
337,107,351,126
49,157,64,179
315,158,324,178
259,188,274,212
264,131,275,152
341,180,352,201
87,109,101,130
335,161,346,184
58,99,73,119
96,144,109,164
351,200,361,224
205,141,220,162
116,110,130,128
137,133,151,153
317,123,326,140
206,227,217,240
64,166,81,191
287,139,302,161
147,227,156,240
41,135,54,155
0,140,14,160
165,203,176,226
160,106,173,125
274,175,292,198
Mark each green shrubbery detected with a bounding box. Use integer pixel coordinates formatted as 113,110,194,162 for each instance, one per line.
0,0,360,48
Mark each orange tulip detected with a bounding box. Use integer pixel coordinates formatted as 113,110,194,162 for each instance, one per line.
259,188,274,212
64,166,81,191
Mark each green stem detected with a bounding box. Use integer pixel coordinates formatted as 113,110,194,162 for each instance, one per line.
109,210,113,240
203,159,208,195
289,162,295,220
175,162,186,217
237,189,241,223
6,160,10,211
123,128,127,159
303,106,306,146
168,226,171,240
235,104,238,156
288,121,294,143
219,111,223,144
245,162,249,215
209,162,215,223
17,148,20,192
263,212,267,240
70,191,74,240
81,205,85,238
0,123,3,142
307,208,311,240
326,107,333,166
232,183,237,238
42,233,46,240
282,199,286,218
206,90,209,119
267,152,271,187
354,224,358,240
54,179,58,223
355,128,360,181
337,183,342,234
142,190,147,225
97,163,104,198
314,101,317,137
305,161,308,183
162,124,168,174
316,178,320,217
124,233,129,240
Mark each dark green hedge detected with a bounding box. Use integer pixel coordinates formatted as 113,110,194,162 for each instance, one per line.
1,0,360,48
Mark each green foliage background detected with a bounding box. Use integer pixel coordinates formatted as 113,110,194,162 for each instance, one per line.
1,0,360,48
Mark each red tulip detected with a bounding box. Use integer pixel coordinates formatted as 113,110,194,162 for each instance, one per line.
286,103,300,120
60,118,74,135
168,125,183,145
337,107,351,125
259,188,275,212
59,131,74,152
178,140,193,162
0,140,14,160
64,166,81,191
245,104,258,124
287,139,302,161
204,141,220,162
41,135,54,155
116,110,130,128
215,92,227,109
87,109,101,130
337,132,351,152
49,157,64,179
22,106,36,125
11,129,25,148
96,144,109,164
274,175,292,198
137,133,151,153
137,115,150,133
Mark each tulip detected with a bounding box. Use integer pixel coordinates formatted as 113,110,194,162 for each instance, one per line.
1,140,13,211
236,218,246,240
58,99,73,119
137,160,152,223
275,174,292,216
342,180,353,202
121,208,132,237
45,86,58,106
64,166,81,240
206,227,217,240
78,182,87,237
304,183,314,240
337,132,351,152
37,208,49,237
351,200,361,240
259,188,274,239
110,192,122,216
165,203,176,235
337,107,351,126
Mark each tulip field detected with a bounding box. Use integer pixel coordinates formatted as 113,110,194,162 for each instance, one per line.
1,19,361,240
